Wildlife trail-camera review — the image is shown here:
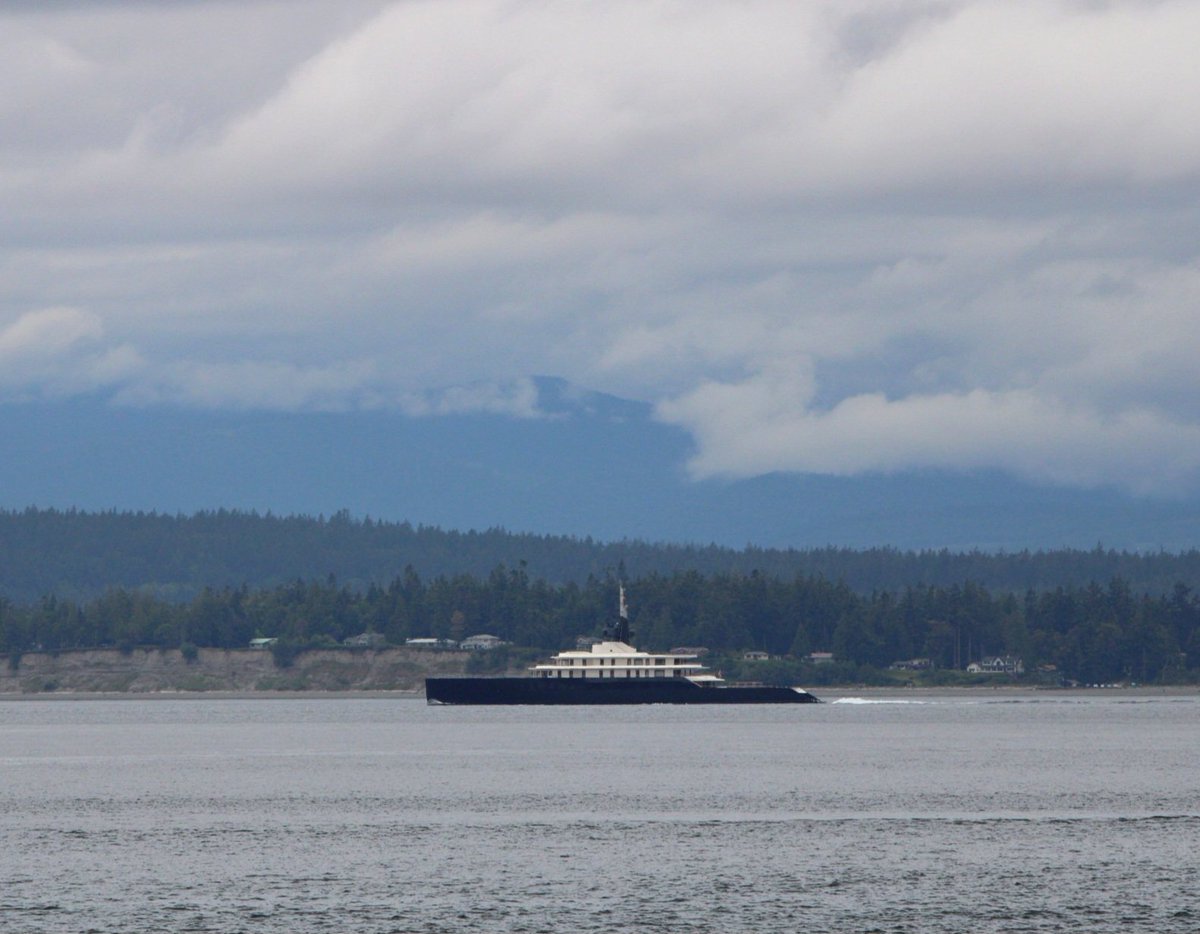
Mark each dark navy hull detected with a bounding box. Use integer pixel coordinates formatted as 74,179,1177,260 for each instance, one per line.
425,677,820,705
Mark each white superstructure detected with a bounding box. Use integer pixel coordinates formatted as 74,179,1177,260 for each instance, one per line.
531,641,720,680
530,585,724,683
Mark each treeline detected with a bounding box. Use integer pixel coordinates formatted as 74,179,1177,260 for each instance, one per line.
5,507,1200,603
3,568,1198,684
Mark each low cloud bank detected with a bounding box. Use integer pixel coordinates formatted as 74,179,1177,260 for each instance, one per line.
3,1,1200,493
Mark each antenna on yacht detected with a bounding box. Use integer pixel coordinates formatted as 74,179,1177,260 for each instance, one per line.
614,583,632,644
604,583,634,644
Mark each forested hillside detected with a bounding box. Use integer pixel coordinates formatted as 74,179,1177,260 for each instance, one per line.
4,507,1200,602
2,567,1198,686
3,509,1200,685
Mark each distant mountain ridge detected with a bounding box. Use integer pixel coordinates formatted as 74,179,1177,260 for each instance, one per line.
2,379,1200,552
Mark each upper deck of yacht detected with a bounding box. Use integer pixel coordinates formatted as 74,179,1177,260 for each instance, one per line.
530,641,710,679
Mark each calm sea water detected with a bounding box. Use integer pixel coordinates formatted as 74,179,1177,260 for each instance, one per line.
1,692,1197,933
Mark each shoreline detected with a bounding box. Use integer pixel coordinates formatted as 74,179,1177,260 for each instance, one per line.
6,646,1195,699
2,684,1195,701
0,689,424,701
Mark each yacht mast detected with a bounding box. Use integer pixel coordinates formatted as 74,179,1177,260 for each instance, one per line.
612,583,632,644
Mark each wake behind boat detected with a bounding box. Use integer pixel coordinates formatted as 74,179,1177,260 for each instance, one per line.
425,587,820,705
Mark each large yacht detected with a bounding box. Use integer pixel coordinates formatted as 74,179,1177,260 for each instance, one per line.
425,587,820,705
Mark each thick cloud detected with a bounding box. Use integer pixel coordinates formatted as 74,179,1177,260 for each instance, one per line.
2,0,1200,494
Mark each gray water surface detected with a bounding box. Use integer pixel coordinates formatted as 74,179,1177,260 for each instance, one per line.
2,693,1197,932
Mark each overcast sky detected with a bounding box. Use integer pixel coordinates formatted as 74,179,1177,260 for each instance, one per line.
3,0,1200,496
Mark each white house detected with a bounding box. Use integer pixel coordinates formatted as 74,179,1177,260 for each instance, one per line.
344,632,387,648
460,634,506,651
890,657,933,671
969,655,1025,674
405,637,457,649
